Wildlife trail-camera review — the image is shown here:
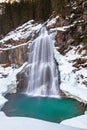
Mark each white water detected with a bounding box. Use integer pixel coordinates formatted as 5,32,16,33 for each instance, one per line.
26,27,60,97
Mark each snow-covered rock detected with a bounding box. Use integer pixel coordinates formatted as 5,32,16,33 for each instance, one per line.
54,49,87,103
0,63,27,108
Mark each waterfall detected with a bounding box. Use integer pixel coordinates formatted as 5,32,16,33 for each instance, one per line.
26,27,60,97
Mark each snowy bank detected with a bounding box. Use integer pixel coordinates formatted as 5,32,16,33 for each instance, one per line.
0,62,87,130
0,112,85,130
0,63,27,108
61,113,87,129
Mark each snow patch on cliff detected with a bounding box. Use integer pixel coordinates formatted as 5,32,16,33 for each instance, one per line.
54,48,87,103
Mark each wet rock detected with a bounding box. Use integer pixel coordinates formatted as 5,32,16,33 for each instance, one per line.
17,65,28,92
55,31,65,47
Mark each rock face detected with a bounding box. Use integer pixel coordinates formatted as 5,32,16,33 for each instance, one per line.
52,0,87,89
0,20,40,67
51,0,87,56
0,44,28,66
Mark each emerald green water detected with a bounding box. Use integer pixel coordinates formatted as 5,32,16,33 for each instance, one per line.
2,94,84,123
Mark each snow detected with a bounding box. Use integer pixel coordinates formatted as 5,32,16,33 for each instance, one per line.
51,24,75,32
0,20,42,47
0,95,7,109
50,27,66,32
0,63,27,108
65,45,87,60
47,16,59,27
54,49,87,103
61,114,87,129
1,42,29,51
0,112,85,130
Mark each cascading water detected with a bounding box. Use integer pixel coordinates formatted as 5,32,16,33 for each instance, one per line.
26,27,60,97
